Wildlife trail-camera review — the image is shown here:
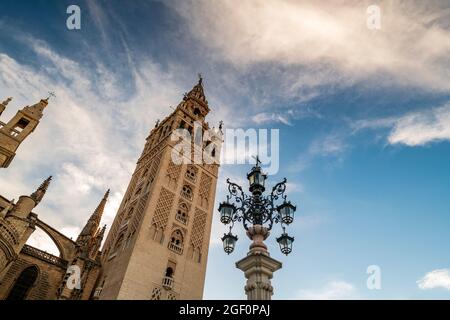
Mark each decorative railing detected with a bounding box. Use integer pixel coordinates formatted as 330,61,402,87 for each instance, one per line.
162,276,174,290
180,190,193,201
21,244,68,269
168,242,183,254
92,287,103,299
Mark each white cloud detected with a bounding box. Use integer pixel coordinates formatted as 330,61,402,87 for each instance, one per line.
171,0,450,92
417,269,450,290
388,104,450,146
354,103,450,147
296,280,358,300
252,112,293,125
310,134,348,157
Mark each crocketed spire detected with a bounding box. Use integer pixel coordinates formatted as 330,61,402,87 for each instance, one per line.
78,189,109,238
30,176,52,206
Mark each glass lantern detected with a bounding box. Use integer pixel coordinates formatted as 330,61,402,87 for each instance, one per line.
247,166,266,192
218,202,236,224
276,232,294,255
221,232,238,254
277,201,296,224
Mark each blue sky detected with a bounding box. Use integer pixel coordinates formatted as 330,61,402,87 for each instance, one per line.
1,0,450,299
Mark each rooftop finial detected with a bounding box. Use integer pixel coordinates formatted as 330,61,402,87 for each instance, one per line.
198,73,203,85
252,155,261,167
0,97,12,116
46,91,56,101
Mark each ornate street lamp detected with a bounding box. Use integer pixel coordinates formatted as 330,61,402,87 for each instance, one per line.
277,201,296,225
218,197,236,225
221,229,238,254
218,157,297,300
276,228,295,255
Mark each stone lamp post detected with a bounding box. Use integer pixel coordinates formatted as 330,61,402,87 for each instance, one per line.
218,157,296,300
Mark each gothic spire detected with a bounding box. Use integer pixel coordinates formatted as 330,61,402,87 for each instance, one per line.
30,176,52,206
79,189,109,237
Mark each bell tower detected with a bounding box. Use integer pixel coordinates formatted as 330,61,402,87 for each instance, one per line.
96,77,222,300
0,97,49,168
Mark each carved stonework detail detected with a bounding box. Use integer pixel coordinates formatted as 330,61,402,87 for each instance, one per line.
166,160,182,189
198,172,212,209
189,208,207,252
151,187,175,231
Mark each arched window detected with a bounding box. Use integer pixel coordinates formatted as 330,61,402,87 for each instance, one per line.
7,266,39,300
165,267,174,278
168,230,183,254
176,203,189,224
181,185,193,200
10,117,30,137
185,167,197,182
193,107,201,116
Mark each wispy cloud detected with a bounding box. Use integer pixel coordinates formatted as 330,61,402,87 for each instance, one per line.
417,269,450,290
171,0,450,92
288,132,348,173
295,280,358,299
388,104,450,146
252,107,321,125
353,103,450,147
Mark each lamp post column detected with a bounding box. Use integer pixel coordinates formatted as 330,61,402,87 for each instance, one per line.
235,225,282,300
219,158,296,300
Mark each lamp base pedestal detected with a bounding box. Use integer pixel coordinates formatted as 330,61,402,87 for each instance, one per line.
236,251,282,300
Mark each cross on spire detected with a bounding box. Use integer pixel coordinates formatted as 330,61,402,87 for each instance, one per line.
252,155,262,167
47,91,56,100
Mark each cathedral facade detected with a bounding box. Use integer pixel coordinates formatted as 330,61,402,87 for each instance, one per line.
0,78,221,300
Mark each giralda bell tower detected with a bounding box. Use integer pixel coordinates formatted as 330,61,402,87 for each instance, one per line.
97,77,222,300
